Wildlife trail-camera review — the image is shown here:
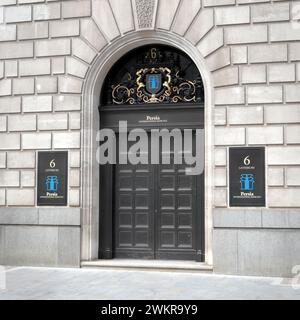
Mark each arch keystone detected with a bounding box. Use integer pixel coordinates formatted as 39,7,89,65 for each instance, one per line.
132,0,158,30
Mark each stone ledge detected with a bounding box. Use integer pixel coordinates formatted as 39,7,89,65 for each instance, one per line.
213,208,300,229
0,207,81,226
82,259,213,273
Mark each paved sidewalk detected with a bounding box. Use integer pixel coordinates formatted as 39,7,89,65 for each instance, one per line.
0,266,299,300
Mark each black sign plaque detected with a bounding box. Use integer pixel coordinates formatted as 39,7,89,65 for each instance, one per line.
229,147,265,207
37,151,68,206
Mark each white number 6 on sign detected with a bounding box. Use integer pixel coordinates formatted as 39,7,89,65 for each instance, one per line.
50,159,56,168
243,156,250,166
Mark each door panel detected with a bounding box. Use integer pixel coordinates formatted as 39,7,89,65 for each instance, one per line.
114,163,155,258
156,163,198,260
112,131,203,261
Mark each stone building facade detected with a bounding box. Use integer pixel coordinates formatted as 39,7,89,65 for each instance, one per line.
0,0,299,277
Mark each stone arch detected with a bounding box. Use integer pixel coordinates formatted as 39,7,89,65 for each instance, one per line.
78,0,229,265
77,1,229,82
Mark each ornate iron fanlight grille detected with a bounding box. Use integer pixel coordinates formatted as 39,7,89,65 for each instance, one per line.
101,45,204,106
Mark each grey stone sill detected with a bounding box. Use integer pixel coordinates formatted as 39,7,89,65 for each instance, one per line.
213,208,300,229
0,207,81,226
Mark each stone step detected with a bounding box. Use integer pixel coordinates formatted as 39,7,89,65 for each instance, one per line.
81,259,213,273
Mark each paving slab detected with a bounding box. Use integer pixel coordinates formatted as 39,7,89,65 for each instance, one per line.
0,266,299,300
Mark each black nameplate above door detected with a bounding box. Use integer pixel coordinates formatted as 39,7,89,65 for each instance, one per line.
229,147,265,207
37,151,68,206
100,105,204,130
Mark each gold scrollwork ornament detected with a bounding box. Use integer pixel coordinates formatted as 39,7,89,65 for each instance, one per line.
112,84,135,105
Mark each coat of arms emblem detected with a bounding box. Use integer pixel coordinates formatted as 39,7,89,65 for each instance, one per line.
146,73,162,94
136,67,171,103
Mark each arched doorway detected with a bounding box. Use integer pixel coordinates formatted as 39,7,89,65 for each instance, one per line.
98,45,205,261
81,30,214,266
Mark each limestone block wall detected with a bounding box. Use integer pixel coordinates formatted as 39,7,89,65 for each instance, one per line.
0,0,299,273
0,0,299,208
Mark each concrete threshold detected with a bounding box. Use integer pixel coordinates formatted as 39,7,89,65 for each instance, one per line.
81,259,213,273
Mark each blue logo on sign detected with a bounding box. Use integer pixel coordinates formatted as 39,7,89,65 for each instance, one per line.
148,75,159,90
240,173,255,191
45,176,59,192
146,73,162,94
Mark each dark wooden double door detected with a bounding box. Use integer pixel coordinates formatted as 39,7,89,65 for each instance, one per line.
99,105,205,261
112,133,204,261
